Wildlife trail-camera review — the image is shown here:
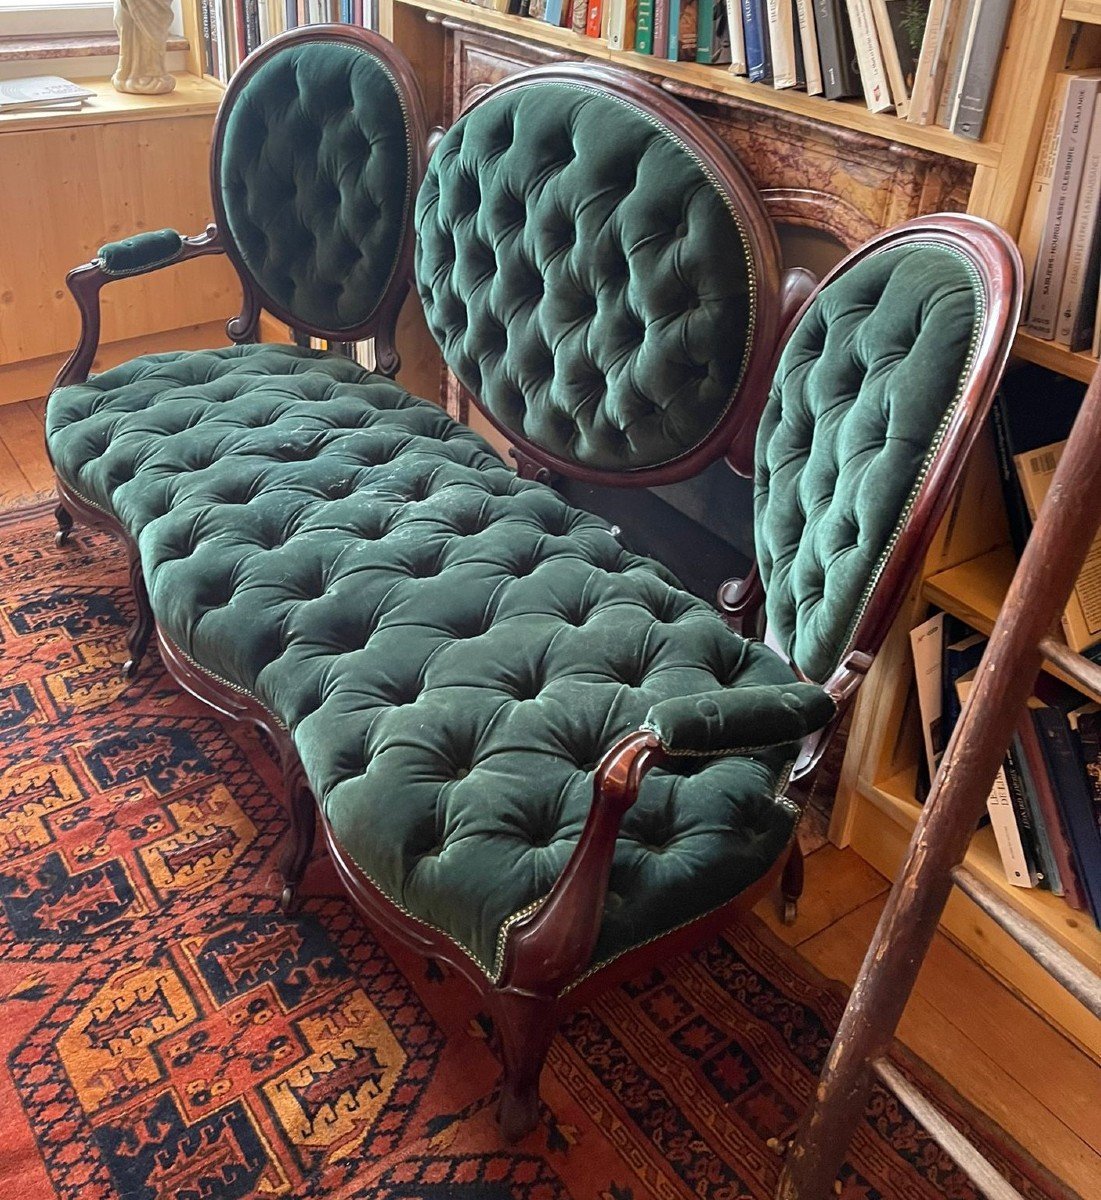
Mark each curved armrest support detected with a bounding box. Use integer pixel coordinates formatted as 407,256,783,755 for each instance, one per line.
642,683,837,757
498,731,667,994
53,224,242,391
717,563,765,637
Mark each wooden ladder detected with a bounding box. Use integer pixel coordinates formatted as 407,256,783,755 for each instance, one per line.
777,364,1101,1200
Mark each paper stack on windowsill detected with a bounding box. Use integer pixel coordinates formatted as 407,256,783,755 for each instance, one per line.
0,75,96,113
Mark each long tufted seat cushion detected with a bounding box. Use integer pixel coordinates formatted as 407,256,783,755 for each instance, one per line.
47,343,800,983
755,242,981,683
216,39,414,331
414,80,757,473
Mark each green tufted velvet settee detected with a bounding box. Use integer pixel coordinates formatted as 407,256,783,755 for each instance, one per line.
44,26,1023,1141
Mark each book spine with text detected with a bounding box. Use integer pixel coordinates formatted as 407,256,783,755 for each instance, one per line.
652,0,669,51
794,0,823,94
908,0,954,125
743,0,772,81
1006,735,1059,894
935,0,977,128
666,0,681,57
586,0,604,36
1027,75,1101,340
1056,94,1101,349
951,0,1013,139
1020,74,1074,302
766,0,797,88
814,0,859,98
697,0,715,60
845,0,891,112
726,0,748,72
635,0,655,50
868,0,911,118
986,766,1039,889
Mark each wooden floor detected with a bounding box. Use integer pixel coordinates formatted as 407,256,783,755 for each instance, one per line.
1,401,1098,1197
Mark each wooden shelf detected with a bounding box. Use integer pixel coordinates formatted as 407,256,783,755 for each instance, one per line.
1014,330,1098,385
864,767,1101,981
396,0,1001,167
1064,0,1101,25
924,546,1101,703
0,74,225,133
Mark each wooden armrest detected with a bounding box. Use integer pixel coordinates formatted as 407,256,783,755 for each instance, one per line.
52,224,257,391
498,731,667,995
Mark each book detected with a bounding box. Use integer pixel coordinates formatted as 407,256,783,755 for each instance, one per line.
1020,701,1090,910
951,0,1013,140
869,0,930,119
668,0,683,58
636,0,655,50
989,364,1083,558
910,612,946,781
0,76,95,113
935,0,977,128
1020,73,1074,304
941,617,986,742
956,672,1040,889
1026,71,1101,340
1032,702,1101,921
586,0,604,36
1005,730,1057,893
845,0,892,112
814,0,860,99
727,0,748,73
1015,439,1101,654
908,0,956,126
767,0,798,88
794,0,823,95
743,0,772,82
698,0,733,62
1069,703,1101,842
603,0,625,44
1056,94,1101,351
653,0,670,56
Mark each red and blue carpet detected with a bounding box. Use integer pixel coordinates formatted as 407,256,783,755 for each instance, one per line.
0,501,1074,1200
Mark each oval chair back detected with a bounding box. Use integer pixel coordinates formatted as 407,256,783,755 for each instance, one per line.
210,25,428,374
414,63,785,487
745,213,1022,773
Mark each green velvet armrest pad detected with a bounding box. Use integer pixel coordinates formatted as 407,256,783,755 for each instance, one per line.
642,683,836,756
97,229,184,276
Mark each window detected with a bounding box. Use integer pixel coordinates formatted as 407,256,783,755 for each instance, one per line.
0,3,119,38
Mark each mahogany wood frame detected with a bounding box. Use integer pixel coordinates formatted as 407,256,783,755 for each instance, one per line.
46,46,1020,1145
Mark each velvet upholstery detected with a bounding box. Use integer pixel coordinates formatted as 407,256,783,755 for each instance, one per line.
47,344,806,980
97,228,184,276
414,81,756,472
216,39,414,332
754,243,981,683
644,684,836,756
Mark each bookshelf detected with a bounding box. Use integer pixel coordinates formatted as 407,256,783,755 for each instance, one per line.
178,0,1101,1057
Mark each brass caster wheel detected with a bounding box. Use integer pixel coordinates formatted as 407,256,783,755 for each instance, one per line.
55,529,71,548
280,884,297,915
123,659,139,680
782,898,798,927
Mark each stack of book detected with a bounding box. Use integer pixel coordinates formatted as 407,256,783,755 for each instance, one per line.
911,610,1101,923
0,76,95,115
463,0,1012,135
199,1,378,83
1020,68,1101,358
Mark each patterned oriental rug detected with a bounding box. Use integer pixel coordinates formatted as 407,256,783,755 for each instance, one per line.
0,501,1076,1200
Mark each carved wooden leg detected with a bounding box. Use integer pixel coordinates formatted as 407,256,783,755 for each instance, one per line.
490,990,558,1142
781,840,804,926
278,761,316,914
123,548,154,679
54,503,74,547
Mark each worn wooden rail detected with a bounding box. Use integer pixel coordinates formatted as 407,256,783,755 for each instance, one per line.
777,363,1101,1200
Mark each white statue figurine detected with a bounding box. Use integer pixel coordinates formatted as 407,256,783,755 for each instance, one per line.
112,0,176,95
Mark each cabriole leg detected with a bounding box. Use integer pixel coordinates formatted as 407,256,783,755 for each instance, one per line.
54,503,74,547
123,548,154,679
490,990,558,1142
279,762,316,914
781,840,804,926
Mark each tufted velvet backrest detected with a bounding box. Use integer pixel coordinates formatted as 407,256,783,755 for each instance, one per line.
414,65,782,485
211,27,426,347
754,216,1021,686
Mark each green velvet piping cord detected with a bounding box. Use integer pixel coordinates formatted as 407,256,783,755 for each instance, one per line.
642,683,837,756
97,229,184,276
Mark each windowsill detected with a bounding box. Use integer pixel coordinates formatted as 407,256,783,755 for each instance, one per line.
0,32,189,64
0,73,224,130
